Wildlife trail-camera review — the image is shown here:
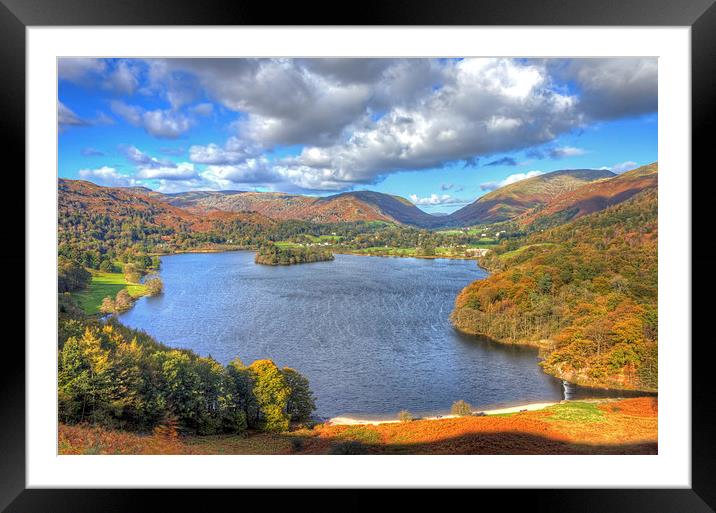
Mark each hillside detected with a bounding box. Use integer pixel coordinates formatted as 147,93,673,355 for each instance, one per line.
58,179,276,259
449,169,616,226
319,191,442,227
59,179,274,232
519,163,658,228
60,167,633,231
451,186,658,391
167,189,440,227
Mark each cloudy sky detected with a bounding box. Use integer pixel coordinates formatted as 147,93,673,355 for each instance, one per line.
58,57,657,213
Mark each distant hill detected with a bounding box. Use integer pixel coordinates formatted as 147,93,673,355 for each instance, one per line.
58,179,274,233
167,189,441,227
59,165,648,230
319,191,442,227
448,169,616,226
518,163,658,228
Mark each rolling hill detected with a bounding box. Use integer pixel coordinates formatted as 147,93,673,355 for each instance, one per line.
59,164,652,231
447,169,616,226
166,189,441,227
451,183,658,391
518,163,658,228
58,179,274,233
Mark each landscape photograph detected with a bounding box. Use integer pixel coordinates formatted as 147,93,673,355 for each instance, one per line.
57,57,658,455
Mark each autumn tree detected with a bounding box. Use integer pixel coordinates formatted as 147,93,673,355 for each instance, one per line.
145,277,164,296
451,400,472,416
282,367,316,422
123,263,142,284
99,297,116,315
114,289,133,313
247,360,291,432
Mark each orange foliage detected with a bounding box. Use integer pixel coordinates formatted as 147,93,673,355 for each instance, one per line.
59,398,657,455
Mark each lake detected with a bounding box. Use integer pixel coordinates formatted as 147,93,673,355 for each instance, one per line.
120,251,568,418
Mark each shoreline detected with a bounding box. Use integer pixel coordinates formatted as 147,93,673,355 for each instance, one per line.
326,400,562,426
152,245,490,262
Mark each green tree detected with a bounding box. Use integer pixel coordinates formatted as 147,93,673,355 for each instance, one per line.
58,257,91,292
282,367,316,422
248,359,291,432
58,328,112,425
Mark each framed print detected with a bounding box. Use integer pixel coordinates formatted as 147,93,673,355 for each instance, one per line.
4,0,714,510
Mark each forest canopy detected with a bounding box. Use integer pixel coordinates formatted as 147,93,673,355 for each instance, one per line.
58,317,316,434
255,243,334,265
451,188,658,391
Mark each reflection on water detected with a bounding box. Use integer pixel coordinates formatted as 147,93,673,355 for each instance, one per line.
562,381,656,401
120,251,650,417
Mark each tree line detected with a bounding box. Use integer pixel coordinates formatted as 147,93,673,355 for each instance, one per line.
58,317,316,434
255,243,334,265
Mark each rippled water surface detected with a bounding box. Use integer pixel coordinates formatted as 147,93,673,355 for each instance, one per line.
120,251,567,417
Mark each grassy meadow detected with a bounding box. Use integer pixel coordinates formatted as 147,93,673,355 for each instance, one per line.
71,271,148,314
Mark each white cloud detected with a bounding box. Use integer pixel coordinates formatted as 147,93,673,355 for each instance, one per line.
136,162,197,180
551,58,658,120
81,147,105,157
58,58,107,83
78,166,138,187
142,109,192,138
110,100,143,125
111,101,192,138
190,103,214,116
199,158,282,189
120,145,174,168
59,58,140,95
105,61,140,95
268,58,582,189
151,178,214,194
409,193,468,206
189,136,261,165
480,170,545,191
610,161,639,174
58,101,88,130
548,146,586,159
64,58,658,192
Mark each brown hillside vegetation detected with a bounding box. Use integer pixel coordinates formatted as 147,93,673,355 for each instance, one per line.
168,189,440,226
449,169,615,226
59,179,274,232
59,397,657,455
452,186,657,391
520,162,658,228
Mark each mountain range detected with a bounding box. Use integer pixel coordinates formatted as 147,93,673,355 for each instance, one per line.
59,163,658,229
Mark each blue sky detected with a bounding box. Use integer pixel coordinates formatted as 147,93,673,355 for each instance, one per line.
58,58,657,213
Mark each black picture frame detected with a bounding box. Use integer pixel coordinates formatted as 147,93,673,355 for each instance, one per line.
3,0,712,510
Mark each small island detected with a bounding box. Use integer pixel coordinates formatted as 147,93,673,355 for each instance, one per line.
255,243,335,266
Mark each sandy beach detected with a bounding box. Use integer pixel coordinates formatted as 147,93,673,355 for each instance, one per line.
327,400,560,426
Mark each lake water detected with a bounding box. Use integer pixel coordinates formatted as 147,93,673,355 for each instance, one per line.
121,251,570,418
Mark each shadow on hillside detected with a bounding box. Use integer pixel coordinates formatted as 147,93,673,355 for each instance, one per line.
260,430,658,456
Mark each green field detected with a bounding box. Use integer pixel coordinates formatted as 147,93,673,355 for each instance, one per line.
72,271,147,314
274,241,303,248
303,234,342,242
